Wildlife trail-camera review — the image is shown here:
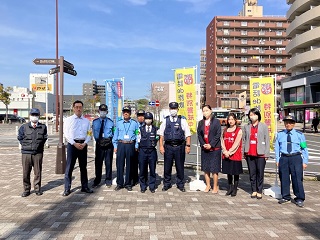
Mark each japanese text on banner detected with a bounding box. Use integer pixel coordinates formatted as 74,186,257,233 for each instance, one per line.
250,77,275,150
174,68,197,134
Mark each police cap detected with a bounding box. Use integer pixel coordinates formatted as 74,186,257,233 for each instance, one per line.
283,115,296,122
169,102,179,109
122,106,131,112
30,108,40,115
136,109,145,116
99,104,108,111
144,112,153,119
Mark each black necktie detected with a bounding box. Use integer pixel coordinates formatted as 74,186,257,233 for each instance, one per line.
147,126,150,132
99,119,104,138
287,132,292,153
172,117,175,122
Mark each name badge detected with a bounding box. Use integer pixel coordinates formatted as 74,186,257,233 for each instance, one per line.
250,140,256,144
124,134,130,139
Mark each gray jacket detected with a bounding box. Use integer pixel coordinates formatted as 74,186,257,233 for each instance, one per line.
243,122,270,157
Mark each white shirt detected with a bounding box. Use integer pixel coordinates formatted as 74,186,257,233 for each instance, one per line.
63,114,91,145
158,116,191,137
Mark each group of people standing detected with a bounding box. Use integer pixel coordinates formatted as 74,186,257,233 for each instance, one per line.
18,100,309,207
197,105,309,207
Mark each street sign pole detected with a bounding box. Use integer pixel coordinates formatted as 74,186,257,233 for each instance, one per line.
55,56,66,174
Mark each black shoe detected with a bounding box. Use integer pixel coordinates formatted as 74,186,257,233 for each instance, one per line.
62,190,71,196
126,186,133,191
105,183,112,188
81,187,93,193
141,189,146,193
162,187,169,191
278,198,290,204
35,191,43,196
92,184,98,188
114,185,123,191
225,184,233,196
21,191,30,197
150,189,155,193
178,187,186,192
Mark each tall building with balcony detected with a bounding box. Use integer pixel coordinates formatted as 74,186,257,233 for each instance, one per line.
206,0,291,109
281,0,320,121
82,80,106,104
200,49,206,107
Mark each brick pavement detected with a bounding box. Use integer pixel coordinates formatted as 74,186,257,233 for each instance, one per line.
0,146,319,240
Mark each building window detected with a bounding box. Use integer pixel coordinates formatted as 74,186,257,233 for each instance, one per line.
276,22,283,27
241,48,247,53
276,66,283,71
241,39,248,44
241,85,248,90
223,47,229,53
241,21,247,26
241,75,248,80
276,31,283,36
241,66,247,71
259,39,265,45
259,48,265,53
276,40,283,45
241,30,247,35
259,22,265,27
276,58,282,63
223,66,230,71
223,21,229,26
223,29,230,35
241,57,247,62
259,30,265,36
276,49,283,54
259,57,265,63
259,66,265,71
223,39,230,44
223,75,230,80
223,57,230,62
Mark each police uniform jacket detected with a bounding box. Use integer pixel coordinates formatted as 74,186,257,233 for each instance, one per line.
92,117,114,140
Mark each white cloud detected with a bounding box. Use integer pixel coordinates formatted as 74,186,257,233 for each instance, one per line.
126,0,150,6
88,4,112,14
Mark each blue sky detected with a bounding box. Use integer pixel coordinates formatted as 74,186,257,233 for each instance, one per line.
0,0,288,100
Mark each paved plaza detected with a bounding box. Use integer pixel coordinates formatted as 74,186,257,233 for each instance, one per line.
0,144,319,240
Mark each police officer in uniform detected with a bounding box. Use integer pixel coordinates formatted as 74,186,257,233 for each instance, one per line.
275,115,309,207
92,104,114,188
159,102,191,192
112,106,139,191
18,108,47,197
138,112,158,193
132,109,145,185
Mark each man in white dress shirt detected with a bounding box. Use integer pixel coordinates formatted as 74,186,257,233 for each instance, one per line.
62,100,93,196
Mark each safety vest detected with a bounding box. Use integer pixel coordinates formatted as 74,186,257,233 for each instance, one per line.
163,116,185,142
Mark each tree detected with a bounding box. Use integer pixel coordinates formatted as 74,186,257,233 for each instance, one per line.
0,85,12,123
136,98,149,110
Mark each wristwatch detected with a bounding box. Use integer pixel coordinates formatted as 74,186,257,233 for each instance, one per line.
186,144,191,147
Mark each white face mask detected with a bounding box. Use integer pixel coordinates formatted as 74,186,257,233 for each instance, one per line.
99,111,107,118
170,109,178,117
145,119,152,125
250,115,259,122
30,116,39,123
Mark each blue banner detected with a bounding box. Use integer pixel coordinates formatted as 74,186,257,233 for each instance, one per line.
105,79,123,123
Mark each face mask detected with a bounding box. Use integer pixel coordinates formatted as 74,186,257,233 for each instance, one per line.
170,109,178,117
145,119,152,125
99,111,107,118
250,115,258,122
30,116,39,123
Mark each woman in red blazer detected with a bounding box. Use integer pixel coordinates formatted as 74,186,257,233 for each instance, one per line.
197,105,222,193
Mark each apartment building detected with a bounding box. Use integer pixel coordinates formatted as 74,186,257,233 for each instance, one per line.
281,0,320,122
205,1,291,108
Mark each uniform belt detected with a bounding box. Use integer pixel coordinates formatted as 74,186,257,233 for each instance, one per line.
281,152,301,157
74,139,85,143
165,141,184,146
118,140,135,144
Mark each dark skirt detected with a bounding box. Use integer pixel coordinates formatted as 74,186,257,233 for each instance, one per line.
222,158,243,175
201,149,221,173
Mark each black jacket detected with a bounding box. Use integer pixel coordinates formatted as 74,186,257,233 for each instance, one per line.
197,116,221,149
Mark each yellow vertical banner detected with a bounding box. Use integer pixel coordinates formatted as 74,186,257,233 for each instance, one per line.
174,68,197,134
250,77,275,150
